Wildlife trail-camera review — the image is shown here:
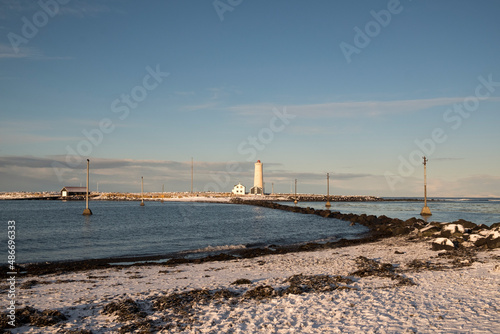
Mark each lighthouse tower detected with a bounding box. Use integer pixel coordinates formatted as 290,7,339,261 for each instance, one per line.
250,160,264,195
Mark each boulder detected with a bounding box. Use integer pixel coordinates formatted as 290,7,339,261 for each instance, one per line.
452,219,477,229
442,223,465,234
432,238,456,251
489,222,500,229
473,237,488,248
418,225,442,238
486,236,500,249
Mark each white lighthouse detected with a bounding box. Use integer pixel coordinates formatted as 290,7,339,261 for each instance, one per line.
250,160,264,195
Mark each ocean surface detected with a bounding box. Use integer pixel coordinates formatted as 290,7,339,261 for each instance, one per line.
0,200,368,264
288,197,500,227
2,198,498,264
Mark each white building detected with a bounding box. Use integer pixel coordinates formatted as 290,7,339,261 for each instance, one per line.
232,182,246,195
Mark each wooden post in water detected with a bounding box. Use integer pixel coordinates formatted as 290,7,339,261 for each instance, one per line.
294,179,298,205
420,156,432,216
140,176,145,206
82,159,92,215
161,184,164,203
191,157,194,193
325,172,331,208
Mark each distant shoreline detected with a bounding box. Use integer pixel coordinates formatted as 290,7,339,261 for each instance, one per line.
0,191,437,202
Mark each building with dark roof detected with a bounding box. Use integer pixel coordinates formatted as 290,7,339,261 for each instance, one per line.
60,187,87,197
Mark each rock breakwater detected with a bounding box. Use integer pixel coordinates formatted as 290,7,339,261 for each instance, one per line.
232,199,500,251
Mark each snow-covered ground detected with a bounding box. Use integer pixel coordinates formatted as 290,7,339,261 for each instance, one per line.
4,236,499,333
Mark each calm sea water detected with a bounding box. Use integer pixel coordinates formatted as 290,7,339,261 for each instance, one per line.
0,200,368,264
289,198,500,227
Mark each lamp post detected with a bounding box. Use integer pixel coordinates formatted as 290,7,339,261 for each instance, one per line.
325,173,331,208
420,157,432,216
82,159,92,215
294,179,298,205
140,176,145,206
161,184,165,203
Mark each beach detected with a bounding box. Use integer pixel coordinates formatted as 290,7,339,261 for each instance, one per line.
3,235,499,333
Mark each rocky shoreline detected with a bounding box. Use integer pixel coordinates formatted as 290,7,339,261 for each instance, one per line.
233,199,500,250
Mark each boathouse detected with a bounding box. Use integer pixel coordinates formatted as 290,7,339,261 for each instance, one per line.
60,186,87,197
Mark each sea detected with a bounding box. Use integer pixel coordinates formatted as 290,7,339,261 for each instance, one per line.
1,198,499,264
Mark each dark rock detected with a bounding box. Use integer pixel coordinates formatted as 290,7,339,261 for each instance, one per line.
490,222,500,229
474,237,488,247
440,230,453,238
486,236,500,249
472,224,490,232
453,219,477,229
392,226,412,236
418,225,442,237
231,279,252,285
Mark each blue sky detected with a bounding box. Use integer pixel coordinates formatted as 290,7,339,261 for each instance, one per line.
1,0,499,197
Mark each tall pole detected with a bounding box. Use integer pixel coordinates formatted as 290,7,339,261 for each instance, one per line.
140,176,145,206
294,178,298,204
272,182,274,195
191,157,194,193
161,183,164,203
326,172,331,208
82,159,92,215
420,156,431,216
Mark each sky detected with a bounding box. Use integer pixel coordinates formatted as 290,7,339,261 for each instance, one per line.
1,0,499,197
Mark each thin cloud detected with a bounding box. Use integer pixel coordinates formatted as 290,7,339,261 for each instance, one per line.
174,91,195,96
58,2,116,18
0,43,72,60
182,102,218,112
432,157,465,161
227,97,499,119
